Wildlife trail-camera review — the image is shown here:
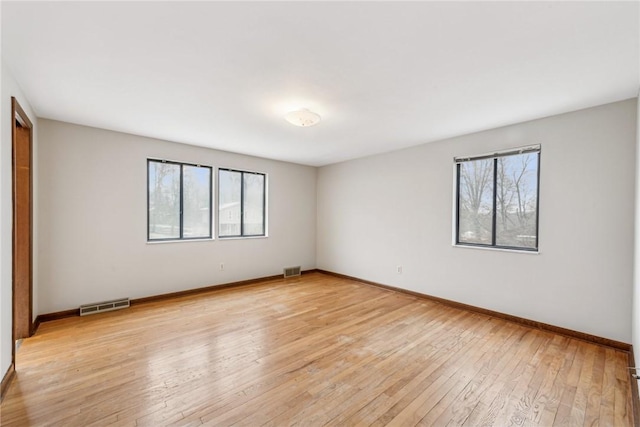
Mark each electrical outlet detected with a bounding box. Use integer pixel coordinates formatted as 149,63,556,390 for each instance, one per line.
220,263,224,271
397,266,403,274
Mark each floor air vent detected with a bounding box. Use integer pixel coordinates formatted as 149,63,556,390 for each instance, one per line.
80,298,130,316
283,266,301,278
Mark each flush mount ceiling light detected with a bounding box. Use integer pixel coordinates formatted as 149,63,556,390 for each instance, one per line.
284,109,321,127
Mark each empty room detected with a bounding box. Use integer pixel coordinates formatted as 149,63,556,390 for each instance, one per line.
1,1,640,426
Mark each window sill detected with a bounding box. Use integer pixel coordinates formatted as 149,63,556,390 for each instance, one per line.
218,235,268,241
453,243,540,255
147,238,214,245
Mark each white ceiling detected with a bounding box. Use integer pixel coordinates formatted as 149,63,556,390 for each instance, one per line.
2,1,639,167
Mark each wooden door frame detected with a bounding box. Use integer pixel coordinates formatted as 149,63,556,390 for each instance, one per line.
11,97,34,364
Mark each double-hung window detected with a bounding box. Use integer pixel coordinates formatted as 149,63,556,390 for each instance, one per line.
455,146,540,251
218,168,266,238
147,159,212,241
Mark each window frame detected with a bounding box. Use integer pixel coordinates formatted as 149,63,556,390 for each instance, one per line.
217,167,267,239
147,158,213,242
454,145,540,252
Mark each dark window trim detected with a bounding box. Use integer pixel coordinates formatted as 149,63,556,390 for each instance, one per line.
454,147,540,252
454,145,540,163
218,168,267,238
147,158,213,242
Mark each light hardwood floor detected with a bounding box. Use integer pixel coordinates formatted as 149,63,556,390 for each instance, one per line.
0,273,635,426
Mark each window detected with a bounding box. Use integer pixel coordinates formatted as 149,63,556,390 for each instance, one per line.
218,168,266,238
455,146,540,251
147,159,212,241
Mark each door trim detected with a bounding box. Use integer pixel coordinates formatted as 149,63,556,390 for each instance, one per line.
11,97,34,365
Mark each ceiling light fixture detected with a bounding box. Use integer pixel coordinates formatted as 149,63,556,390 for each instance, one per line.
284,109,321,127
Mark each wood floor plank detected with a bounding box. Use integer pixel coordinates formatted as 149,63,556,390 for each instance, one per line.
599,347,618,426
565,342,596,426
319,316,495,426
429,323,528,425
460,328,547,426
389,319,515,425
0,273,634,426
474,331,552,426
331,308,479,426
368,313,495,426
529,337,578,425
548,341,586,426
199,295,425,425
613,349,633,426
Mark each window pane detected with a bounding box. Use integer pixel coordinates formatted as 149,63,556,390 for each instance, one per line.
183,165,211,238
458,159,494,245
219,170,242,236
243,173,265,236
496,153,538,248
148,162,180,239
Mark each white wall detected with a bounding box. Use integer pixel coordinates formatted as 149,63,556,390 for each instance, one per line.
37,120,316,314
318,99,637,343
1,60,38,380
